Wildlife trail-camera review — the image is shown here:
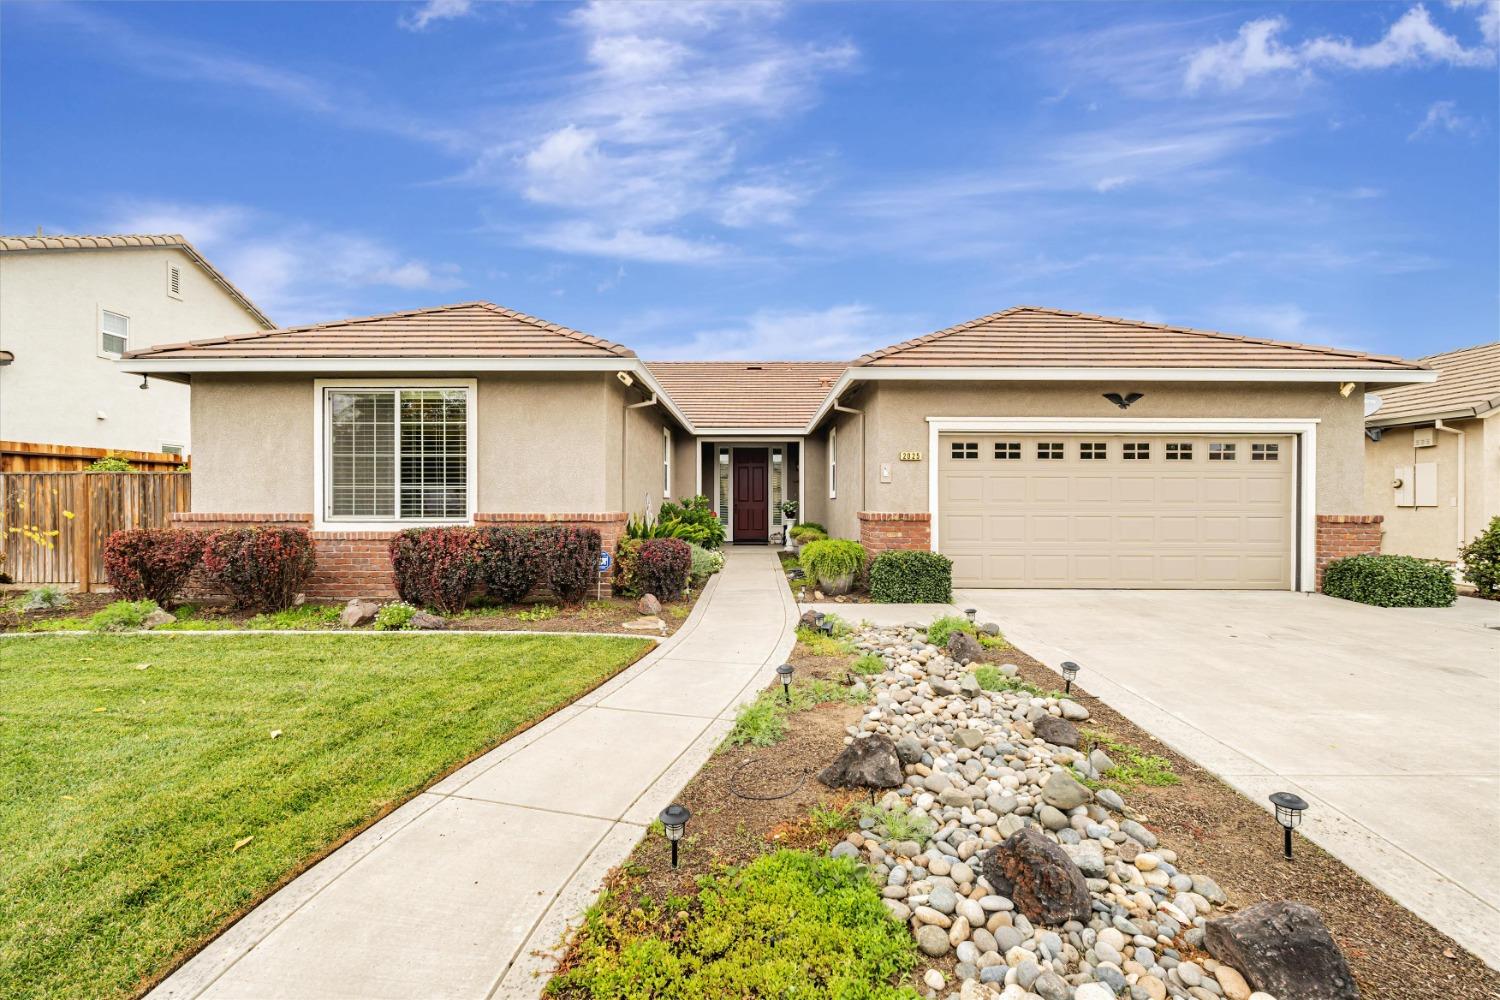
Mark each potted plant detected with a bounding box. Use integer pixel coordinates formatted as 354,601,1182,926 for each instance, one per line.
780,500,799,550
799,538,866,597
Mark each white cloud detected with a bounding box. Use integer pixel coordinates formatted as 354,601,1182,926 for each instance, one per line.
1186,4,1497,91
719,183,803,227
523,221,724,264
399,0,473,32
106,200,463,323
644,304,912,361
1094,176,1131,193
1449,0,1500,45
1409,99,1481,138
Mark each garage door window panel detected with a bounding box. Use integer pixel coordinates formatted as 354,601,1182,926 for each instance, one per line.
1123,442,1150,460
1165,442,1193,461
1209,442,1237,461
1080,442,1108,460
994,442,1021,460
951,441,979,460
1037,442,1064,460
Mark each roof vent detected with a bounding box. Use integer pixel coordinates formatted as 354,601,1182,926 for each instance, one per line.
745,365,762,371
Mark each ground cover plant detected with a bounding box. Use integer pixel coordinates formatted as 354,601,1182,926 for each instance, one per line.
0,632,650,1000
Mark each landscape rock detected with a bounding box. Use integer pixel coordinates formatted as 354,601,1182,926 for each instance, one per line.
1205,900,1360,1000
637,594,662,615
142,609,176,629
340,598,380,628
1040,770,1093,810
946,630,983,664
1033,715,1080,749
914,924,950,957
409,611,446,630
980,826,1090,925
894,735,925,765
622,615,667,631
1059,698,1090,721
817,734,903,790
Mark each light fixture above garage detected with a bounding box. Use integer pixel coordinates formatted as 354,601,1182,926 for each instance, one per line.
1102,392,1143,409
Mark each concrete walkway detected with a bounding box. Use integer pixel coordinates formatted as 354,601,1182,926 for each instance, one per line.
151,546,796,1000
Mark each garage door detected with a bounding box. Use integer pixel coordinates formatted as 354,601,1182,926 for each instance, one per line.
938,433,1294,589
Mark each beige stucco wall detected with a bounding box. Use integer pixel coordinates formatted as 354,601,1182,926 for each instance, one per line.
1365,416,1497,561
0,248,267,453
480,373,612,512
191,375,313,512
672,433,698,500
847,380,1368,517
820,399,866,540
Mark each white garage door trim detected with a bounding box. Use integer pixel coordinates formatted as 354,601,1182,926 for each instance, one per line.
926,417,1319,592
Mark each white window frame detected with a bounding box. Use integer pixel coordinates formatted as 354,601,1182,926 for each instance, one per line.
662,426,673,499
828,425,838,499
311,378,478,532
166,260,183,300
98,307,129,359
160,443,185,457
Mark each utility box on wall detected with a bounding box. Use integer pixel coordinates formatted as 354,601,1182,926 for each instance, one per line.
1412,427,1436,448
1393,463,1438,507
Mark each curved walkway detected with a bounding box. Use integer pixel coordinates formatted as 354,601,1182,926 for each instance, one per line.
151,546,797,1000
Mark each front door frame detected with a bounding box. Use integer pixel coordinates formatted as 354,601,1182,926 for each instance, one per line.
701,437,803,543
926,417,1319,592
731,448,770,543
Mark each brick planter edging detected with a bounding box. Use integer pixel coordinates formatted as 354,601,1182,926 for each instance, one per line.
1315,513,1384,589
858,511,933,556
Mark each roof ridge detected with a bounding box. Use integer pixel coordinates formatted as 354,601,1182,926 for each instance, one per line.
1417,340,1500,363
645,359,850,366
854,306,1028,365
474,302,633,357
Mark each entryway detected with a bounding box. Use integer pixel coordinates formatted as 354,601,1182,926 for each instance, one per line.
732,448,768,543
700,440,801,546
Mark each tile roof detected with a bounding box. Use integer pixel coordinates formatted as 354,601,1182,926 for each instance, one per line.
855,305,1423,371
1366,341,1500,426
125,301,635,360
645,361,848,428
0,234,274,329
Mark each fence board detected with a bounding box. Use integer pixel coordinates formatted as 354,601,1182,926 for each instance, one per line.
1,440,187,473
0,472,191,588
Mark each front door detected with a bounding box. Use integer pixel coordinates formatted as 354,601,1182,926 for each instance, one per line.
732,448,769,543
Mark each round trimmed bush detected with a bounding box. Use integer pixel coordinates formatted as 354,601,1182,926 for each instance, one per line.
635,537,692,601
868,549,953,603
1322,553,1456,608
201,526,315,611
103,528,203,606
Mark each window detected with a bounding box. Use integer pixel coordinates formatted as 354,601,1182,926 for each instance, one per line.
100,310,129,357
166,262,183,300
1123,442,1150,460
1165,442,1193,461
717,448,731,522
828,426,838,499
1037,442,1064,460
994,441,1021,460
950,441,978,460
771,447,784,525
1251,442,1280,461
1209,442,1237,461
1080,442,1107,460
662,427,673,498
161,443,184,457
325,386,470,521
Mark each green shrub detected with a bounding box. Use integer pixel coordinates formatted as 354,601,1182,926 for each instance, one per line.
374,601,418,631
550,851,918,1000
688,543,724,584
87,600,158,632
1461,516,1500,598
858,804,935,846
924,614,975,646
658,495,726,549
799,539,866,590
1322,553,1456,608
21,586,70,611
85,454,134,472
852,654,885,675
867,550,953,603
793,521,826,536
796,627,854,657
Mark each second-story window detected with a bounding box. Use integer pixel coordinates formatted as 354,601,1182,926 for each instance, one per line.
100,310,129,357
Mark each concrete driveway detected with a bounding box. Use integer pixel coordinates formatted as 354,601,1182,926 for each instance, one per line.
955,588,1500,970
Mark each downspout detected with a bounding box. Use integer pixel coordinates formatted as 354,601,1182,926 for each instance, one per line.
1434,419,1466,554
832,397,865,515
624,392,658,517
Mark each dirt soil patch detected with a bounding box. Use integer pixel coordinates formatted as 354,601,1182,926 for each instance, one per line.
999,648,1500,1000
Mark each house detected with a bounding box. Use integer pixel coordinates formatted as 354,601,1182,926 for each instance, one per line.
120,302,1433,598
1364,341,1500,563
0,234,273,458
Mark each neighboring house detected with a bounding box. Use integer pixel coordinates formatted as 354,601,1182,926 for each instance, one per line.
1364,341,1500,563
121,302,1432,598
0,234,273,456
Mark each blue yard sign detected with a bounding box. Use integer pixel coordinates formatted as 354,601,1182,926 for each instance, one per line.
598,550,612,573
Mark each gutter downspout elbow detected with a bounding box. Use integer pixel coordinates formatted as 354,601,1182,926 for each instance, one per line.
1433,419,1466,554
832,398,865,516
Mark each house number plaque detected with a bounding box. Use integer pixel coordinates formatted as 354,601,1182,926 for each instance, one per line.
899,451,922,461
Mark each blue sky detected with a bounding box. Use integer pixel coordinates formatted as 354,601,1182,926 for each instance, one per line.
3,1,1496,360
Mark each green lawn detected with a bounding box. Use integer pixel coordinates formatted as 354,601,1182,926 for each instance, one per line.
0,633,651,1000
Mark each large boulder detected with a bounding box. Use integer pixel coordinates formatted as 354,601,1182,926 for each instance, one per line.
980,826,1090,925
1205,900,1360,1000
638,594,662,616
410,611,446,630
817,734,903,791
947,630,983,664
1033,715,1080,749
142,609,176,629
340,598,380,628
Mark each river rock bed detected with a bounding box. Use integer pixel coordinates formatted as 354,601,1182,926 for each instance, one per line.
831,624,1278,1000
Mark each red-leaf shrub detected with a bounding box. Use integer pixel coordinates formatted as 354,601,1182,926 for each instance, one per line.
634,538,691,601
538,526,601,604
389,527,482,614
102,528,203,605
476,526,545,603
201,527,315,610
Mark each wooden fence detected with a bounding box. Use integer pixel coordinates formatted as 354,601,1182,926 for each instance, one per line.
0,472,192,589
1,440,188,473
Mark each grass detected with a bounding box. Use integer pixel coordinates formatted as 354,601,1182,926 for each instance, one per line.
852,653,885,675
972,664,1061,699
858,803,935,845
1081,730,1180,791
0,632,651,1000
806,801,857,837
725,678,868,748
549,851,918,999
923,614,975,646
515,603,559,622
794,626,856,657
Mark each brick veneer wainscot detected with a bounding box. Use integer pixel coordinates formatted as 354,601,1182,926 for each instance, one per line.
171,512,628,601
1314,514,1384,589
858,512,932,556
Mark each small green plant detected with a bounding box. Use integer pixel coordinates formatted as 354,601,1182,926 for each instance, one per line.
726,692,787,747
85,454,134,472
793,521,826,536
245,604,342,630
515,603,559,622
799,539,866,593
852,654,885,675
924,614,975,646
807,801,855,836
795,626,855,657
1461,516,1500,598
972,664,1055,698
867,550,953,603
21,586,70,611
979,633,1009,650
87,600,158,632
859,804,935,845
688,543,724,584
780,499,799,521
374,601,418,631
1322,553,1456,608
1082,731,1179,791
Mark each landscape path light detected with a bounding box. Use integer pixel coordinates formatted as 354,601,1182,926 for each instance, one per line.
1269,791,1308,861
777,663,794,705
659,803,691,869
964,607,977,623
1060,660,1080,694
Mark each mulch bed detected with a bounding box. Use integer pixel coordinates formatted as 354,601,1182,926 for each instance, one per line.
1001,648,1500,1000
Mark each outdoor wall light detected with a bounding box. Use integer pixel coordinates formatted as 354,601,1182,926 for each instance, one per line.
1060,661,1080,693
1269,791,1308,861
777,663,794,704
660,803,691,869
964,608,977,623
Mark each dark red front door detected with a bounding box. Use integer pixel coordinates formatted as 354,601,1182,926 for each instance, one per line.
732,448,769,543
